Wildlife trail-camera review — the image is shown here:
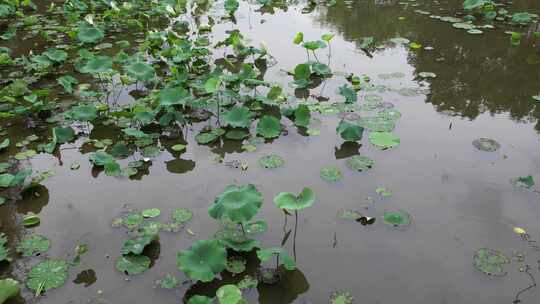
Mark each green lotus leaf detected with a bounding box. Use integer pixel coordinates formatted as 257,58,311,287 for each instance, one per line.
157,274,178,289
142,208,161,218
219,236,261,252
274,187,315,211
115,255,150,275
293,63,311,87
27,259,69,293
14,150,36,160
311,62,332,77
81,56,112,74
138,221,163,237
0,278,20,303
43,49,68,63
294,104,310,127
473,248,509,276
237,275,258,289
223,106,252,128
258,154,284,169
346,155,374,172
463,0,488,10
125,62,155,82
245,220,268,234
256,247,296,270
320,166,343,182
158,87,189,107
171,144,186,152
209,184,263,223
0,174,14,188
69,104,98,122
204,76,221,93
369,132,400,150
0,233,9,263
383,210,411,227
256,115,282,139
187,295,213,304
357,116,395,132
122,235,154,255
337,209,363,221
16,235,50,257
472,138,500,152
172,208,192,223
177,239,227,282
226,258,246,275
113,212,144,230
89,151,115,167
302,40,326,50
195,131,219,144
336,120,363,142
77,23,104,44
216,284,243,304
330,291,354,304
293,32,304,44
53,126,75,144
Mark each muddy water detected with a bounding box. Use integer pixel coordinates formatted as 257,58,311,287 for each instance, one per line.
1,0,540,303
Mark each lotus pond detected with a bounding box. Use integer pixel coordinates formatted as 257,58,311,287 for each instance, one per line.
0,0,540,303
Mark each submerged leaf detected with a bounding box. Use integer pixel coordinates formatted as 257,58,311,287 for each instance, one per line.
320,166,343,182
473,248,509,276
258,154,284,169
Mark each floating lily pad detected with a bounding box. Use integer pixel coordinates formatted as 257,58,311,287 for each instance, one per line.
472,138,500,152
216,284,243,304
156,274,178,289
369,132,400,150
16,235,50,257
473,248,509,276
195,132,218,144
27,259,69,293
258,154,284,169
357,116,395,132
142,208,161,218
226,258,246,275
383,210,411,227
223,106,252,128
320,166,343,182
336,120,364,142
330,291,354,304
115,255,151,275
122,236,154,255
346,155,374,172
377,109,401,121
177,239,227,282
337,209,363,221
172,208,192,223
114,212,144,230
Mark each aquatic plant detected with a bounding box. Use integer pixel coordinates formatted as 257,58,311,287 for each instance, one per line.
177,239,227,282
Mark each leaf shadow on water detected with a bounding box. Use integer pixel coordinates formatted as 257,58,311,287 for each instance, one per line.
334,142,361,160
73,269,97,288
183,250,309,303
165,159,196,175
210,139,244,158
16,185,49,215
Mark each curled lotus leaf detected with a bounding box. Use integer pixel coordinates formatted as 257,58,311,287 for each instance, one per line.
27,259,69,293
223,106,252,128
473,248,509,276
369,132,400,150
320,166,343,182
273,187,315,211
16,234,51,257
142,208,160,218
115,255,150,275
187,295,213,304
176,239,227,282
256,115,282,139
330,291,354,304
512,175,535,189
346,155,374,172
209,184,263,223
258,154,284,169
472,138,500,152
383,210,411,227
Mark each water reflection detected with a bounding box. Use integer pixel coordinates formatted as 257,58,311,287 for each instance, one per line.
315,0,540,130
